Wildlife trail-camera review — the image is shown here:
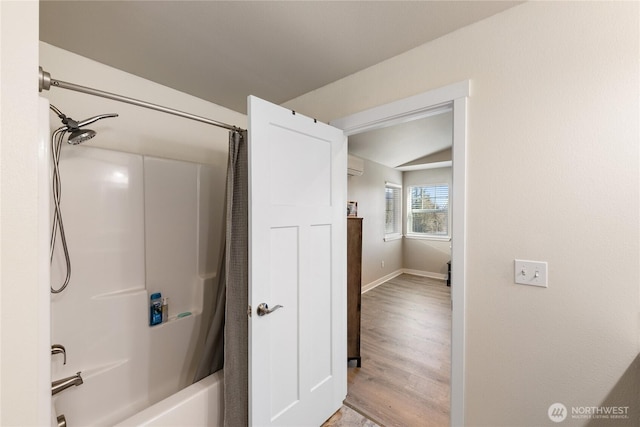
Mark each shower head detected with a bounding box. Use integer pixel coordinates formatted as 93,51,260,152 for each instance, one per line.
49,104,118,145
66,113,119,145
67,128,96,145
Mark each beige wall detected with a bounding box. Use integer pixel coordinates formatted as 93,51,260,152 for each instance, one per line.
403,167,452,277
349,161,453,285
0,1,44,424
348,158,403,287
286,2,639,426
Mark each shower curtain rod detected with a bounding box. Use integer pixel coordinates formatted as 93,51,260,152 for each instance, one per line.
38,67,243,132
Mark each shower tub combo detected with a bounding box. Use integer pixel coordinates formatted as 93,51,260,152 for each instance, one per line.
41,67,240,426
49,143,224,425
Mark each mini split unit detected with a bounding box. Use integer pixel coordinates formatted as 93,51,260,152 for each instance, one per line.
347,155,364,176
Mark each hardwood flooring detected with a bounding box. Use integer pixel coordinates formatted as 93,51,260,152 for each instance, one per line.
345,274,451,427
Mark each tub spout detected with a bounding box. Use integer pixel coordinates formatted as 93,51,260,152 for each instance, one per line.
51,372,83,396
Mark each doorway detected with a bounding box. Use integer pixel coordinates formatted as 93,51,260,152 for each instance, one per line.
331,81,468,426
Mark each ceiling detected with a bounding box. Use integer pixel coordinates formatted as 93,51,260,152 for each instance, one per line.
40,1,521,169
349,109,453,169
40,1,521,115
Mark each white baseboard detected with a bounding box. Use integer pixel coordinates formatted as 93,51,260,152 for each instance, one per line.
402,268,447,281
362,269,446,293
361,270,403,293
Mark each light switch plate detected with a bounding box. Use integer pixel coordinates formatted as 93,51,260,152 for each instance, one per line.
514,259,548,287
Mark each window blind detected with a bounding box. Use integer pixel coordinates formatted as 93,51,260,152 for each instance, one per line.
408,184,449,237
385,182,402,237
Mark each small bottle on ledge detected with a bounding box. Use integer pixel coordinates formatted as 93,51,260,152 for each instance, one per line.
162,297,169,323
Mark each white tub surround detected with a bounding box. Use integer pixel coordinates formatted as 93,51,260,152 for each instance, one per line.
50,145,220,425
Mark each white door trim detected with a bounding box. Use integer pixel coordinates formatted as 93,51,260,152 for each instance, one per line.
330,80,468,136
330,80,469,427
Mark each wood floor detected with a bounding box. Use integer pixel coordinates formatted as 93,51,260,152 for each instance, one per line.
344,274,451,427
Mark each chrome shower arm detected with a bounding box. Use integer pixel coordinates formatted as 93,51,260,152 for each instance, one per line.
77,113,119,128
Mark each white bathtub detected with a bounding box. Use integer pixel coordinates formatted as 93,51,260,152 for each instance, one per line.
115,370,224,427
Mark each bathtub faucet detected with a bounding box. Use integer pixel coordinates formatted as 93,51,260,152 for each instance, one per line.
51,372,83,396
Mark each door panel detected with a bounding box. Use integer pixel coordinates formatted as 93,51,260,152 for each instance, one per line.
268,126,332,207
268,225,299,418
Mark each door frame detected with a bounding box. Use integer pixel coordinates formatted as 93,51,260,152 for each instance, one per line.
330,80,469,427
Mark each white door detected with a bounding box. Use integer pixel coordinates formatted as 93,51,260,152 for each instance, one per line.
248,96,347,427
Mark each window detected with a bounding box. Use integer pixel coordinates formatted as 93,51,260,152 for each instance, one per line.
407,184,449,238
384,182,402,241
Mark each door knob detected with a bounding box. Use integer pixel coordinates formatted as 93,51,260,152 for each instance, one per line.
257,303,283,316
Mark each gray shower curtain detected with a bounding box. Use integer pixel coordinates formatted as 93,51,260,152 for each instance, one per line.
194,130,248,427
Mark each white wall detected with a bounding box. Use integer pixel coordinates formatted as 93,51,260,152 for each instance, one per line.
39,42,246,302
403,167,452,277
40,42,247,165
286,2,639,425
0,1,48,425
347,158,403,287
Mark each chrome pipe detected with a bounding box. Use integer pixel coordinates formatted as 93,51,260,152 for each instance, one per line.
39,67,242,132
76,113,119,128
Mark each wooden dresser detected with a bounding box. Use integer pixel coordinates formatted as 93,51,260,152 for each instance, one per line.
347,217,363,367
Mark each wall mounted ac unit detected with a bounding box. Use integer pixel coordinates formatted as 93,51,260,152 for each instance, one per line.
347,155,364,176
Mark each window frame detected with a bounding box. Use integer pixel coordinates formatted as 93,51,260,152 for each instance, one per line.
384,181,403,241
406,183,451,241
